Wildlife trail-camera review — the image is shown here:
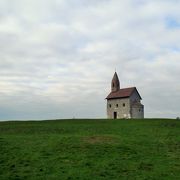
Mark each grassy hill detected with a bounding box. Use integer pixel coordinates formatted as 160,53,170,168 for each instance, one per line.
0,119,180,180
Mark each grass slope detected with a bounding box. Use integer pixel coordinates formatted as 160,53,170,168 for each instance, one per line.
0,119,180,180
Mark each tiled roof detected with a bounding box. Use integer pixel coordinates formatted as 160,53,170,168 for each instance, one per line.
106,87,142,100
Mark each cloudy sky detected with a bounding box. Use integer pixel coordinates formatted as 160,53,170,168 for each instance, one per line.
0,0,180,120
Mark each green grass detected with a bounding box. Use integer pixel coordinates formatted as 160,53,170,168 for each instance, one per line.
0,119,180,180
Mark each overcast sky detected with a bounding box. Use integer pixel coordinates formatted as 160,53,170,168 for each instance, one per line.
0,0,180,120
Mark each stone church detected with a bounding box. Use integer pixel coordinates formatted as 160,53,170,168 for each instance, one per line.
106,72,144,119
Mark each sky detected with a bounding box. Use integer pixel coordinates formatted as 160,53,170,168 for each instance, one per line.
0,0,180,120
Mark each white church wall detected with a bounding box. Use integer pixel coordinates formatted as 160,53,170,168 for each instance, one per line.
107,98,130,119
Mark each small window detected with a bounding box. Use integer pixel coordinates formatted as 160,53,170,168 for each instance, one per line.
116,104,118,107
139,109,141,112
113,83,115,87
123,103,125,107
109,104,111,108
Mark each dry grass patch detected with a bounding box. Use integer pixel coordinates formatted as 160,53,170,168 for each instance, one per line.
83,135,117,144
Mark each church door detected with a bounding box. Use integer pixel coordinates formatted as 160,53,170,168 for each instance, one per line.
113,112,117,119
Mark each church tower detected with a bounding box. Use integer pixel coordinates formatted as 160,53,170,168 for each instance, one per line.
111,72,120,92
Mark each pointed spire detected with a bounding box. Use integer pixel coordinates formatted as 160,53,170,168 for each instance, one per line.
111,71,120,92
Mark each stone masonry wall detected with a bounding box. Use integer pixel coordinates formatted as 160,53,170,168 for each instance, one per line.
107,98,131,119
130,90,144,118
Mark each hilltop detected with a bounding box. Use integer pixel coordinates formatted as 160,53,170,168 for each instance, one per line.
0,119,180,179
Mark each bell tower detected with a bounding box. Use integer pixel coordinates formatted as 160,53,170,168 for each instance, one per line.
111,72,120,92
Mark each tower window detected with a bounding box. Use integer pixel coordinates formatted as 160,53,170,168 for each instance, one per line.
113,83,115,87
109,104,111,108
116,104,118,107
123,103,125,107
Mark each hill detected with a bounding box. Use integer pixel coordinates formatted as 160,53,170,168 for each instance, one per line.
0,119,180,179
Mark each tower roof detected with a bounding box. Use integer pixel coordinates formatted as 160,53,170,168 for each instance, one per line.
111,72,120,92
112,72,119,84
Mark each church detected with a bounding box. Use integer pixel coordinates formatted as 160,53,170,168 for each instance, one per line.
106,72,144,119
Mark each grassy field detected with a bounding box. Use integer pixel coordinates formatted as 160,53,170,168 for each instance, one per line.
0,119,180,180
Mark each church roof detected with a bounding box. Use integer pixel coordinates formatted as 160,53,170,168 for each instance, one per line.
106,87,142,100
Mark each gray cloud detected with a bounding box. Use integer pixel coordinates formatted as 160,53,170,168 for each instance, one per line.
0,0,180,120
